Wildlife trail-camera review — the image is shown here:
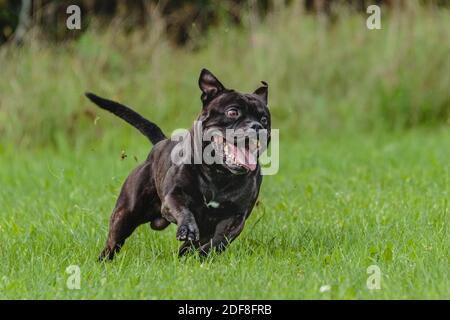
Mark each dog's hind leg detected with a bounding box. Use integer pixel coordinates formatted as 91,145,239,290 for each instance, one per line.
98,205,147,261
98,163,156,261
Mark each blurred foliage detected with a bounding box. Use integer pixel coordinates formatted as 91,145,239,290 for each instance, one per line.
0,1,449,149
1,0,449,45
0,0,20,43
2,0,264,45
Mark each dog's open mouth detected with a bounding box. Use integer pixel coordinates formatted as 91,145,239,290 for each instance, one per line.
212,135,261,173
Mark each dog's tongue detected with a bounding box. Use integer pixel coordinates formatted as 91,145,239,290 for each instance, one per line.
228,143,257,171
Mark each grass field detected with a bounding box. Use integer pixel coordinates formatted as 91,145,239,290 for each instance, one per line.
0,2,449,299
0,129,448,299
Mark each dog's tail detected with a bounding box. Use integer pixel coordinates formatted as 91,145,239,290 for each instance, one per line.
85,92,166,145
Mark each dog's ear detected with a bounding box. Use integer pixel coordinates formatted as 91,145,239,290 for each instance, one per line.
253,81,268,104
199,68,225,105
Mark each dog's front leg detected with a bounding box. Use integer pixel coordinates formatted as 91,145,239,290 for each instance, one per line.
162,193,200,241
198,215,246,256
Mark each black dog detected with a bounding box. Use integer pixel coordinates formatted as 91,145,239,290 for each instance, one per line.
85,69,270,260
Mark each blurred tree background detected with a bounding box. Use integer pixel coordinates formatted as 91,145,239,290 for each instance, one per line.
0,0,449,148
2,0,449,45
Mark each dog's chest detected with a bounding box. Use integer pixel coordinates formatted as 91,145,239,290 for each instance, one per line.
198,179,255,214
201,187,231,209
203,195,221,209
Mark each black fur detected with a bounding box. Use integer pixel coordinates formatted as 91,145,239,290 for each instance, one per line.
85,92,166,145
85,69,270,260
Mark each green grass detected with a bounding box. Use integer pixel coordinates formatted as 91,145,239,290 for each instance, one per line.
0,2,449,299
0,129,448,299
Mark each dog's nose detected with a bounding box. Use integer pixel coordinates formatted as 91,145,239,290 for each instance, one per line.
247,121,263,132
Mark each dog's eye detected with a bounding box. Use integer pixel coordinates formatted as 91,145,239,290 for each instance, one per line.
226,108,240,118
261,116,268,126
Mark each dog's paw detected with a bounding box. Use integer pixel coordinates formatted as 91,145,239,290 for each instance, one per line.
176,222,199,241
98,248,114,262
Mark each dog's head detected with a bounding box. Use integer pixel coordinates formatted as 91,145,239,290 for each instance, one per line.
196,68,271,175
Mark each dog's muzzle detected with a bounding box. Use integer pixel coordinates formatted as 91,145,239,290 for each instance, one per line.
210,129,268,173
